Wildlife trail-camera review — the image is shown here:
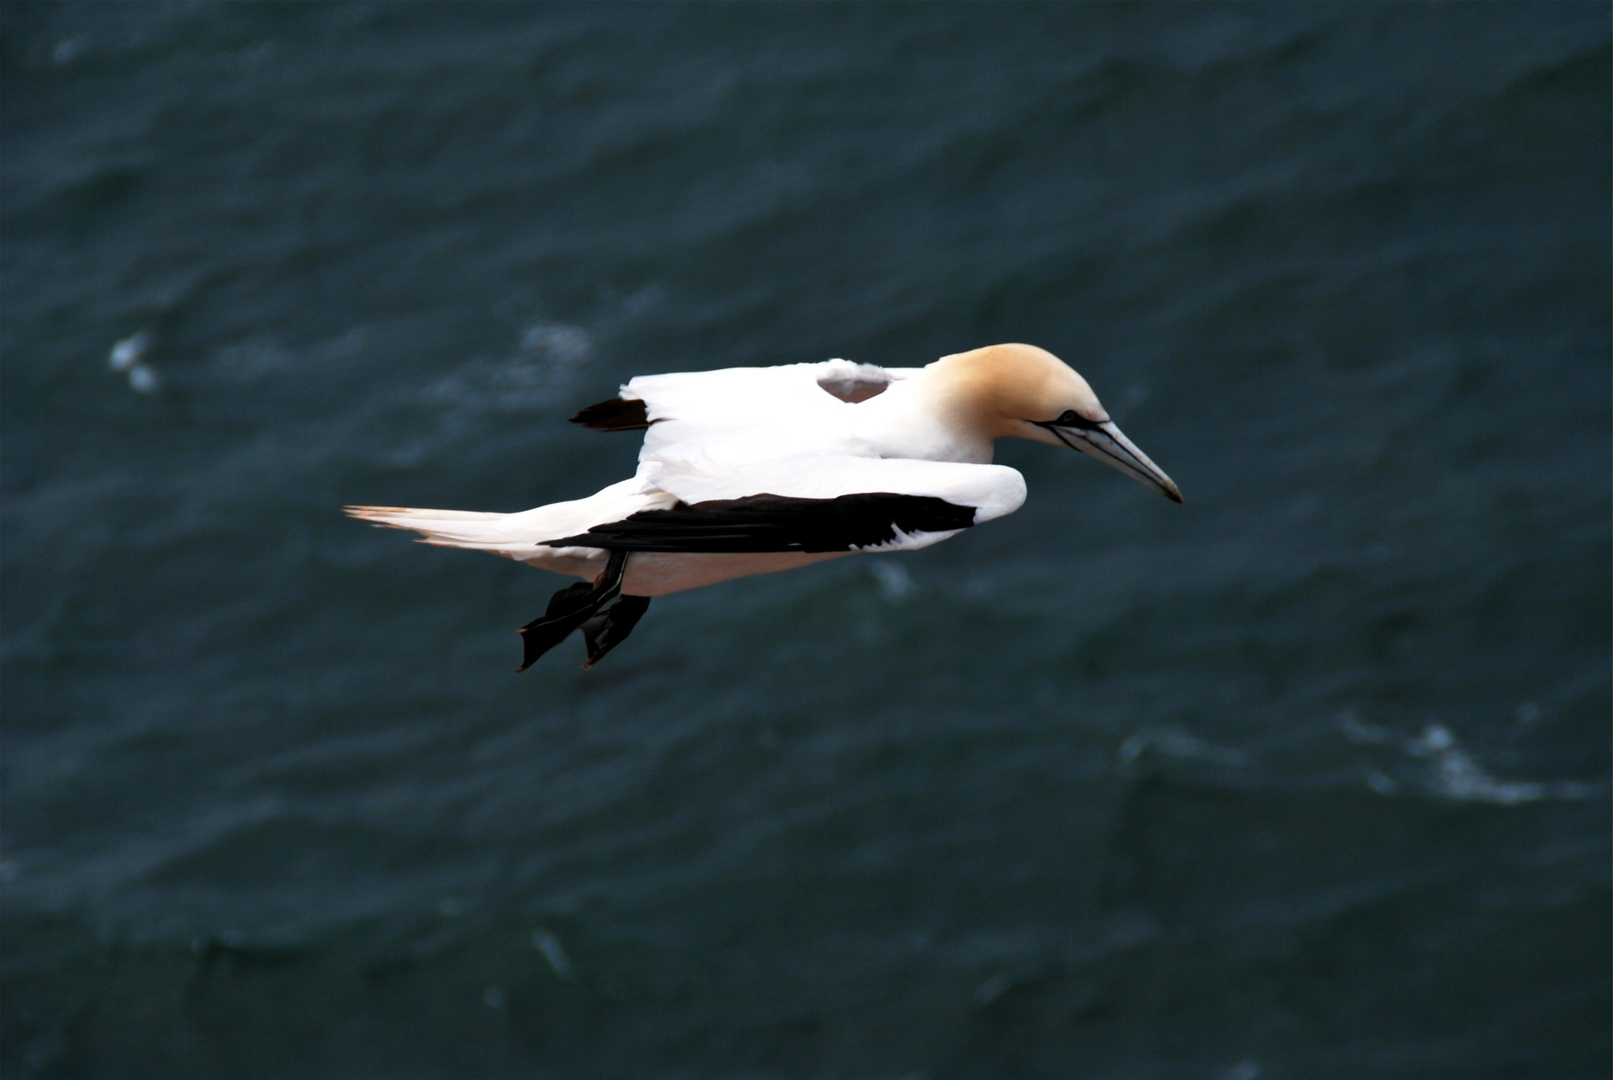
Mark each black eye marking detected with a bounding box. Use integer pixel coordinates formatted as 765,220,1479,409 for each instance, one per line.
1035,410,1103,431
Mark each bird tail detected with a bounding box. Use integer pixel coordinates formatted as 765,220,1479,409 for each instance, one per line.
343,505,539,557
347,480,668,562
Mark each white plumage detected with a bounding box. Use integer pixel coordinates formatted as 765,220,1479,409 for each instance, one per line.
347,343,1179,669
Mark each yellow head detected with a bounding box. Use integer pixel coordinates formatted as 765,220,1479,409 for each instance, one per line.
929,343,1182,502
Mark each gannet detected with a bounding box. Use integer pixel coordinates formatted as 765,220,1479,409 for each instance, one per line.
347,343,1181,671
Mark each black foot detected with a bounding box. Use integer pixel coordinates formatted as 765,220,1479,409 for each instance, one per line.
579,594,651,669
516,551,629,672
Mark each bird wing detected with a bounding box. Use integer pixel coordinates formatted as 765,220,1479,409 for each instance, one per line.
552,358,1019,554
621,360,914,454
543,492,978,553
549,453,1026,554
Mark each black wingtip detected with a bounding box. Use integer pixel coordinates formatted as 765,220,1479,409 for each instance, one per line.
569,397,651,432
543,493,978,553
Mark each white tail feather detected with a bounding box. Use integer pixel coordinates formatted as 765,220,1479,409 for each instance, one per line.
343,505,540,555
344,480,676,562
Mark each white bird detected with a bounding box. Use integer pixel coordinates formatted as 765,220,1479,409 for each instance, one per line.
346,343,1181,670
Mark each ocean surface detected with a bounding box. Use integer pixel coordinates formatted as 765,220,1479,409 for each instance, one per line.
2,4,1608,1078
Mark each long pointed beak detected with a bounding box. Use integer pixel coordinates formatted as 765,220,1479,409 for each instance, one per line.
1052,419,1182,503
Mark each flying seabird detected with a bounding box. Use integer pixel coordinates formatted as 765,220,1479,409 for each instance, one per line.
346,343,1181,671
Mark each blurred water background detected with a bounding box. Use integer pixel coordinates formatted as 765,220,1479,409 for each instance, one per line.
2,4,1609,1078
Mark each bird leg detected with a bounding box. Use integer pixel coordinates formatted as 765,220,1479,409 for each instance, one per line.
578,594,652,669
516,550,631,672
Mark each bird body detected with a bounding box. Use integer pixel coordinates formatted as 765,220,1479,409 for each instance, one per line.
347,344,1180,669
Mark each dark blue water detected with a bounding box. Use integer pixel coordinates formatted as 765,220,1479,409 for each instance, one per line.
3,4,1608,1078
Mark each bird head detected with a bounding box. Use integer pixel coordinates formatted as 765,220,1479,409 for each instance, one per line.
931,343,1182,503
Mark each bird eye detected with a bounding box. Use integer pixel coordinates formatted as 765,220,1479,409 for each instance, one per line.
1048,409,1104,431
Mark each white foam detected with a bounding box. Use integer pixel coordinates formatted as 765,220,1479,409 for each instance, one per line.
1339,715,1596,805
52,37,85,66
533,929,574,979
973,972,1013,1006
109,330,151,372
416,323,595,442
1337,710,1393,745
128,364,161,395
868,561,915,602
520,322,592,366
1412,724,1581,806
1117,726,1246,776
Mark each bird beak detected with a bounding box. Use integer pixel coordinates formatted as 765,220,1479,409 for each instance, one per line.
1052,419,1183,503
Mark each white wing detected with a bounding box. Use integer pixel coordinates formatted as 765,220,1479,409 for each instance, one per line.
588,359,1024,553
353,358,1021,563
651,450,1023,522
624,360,915,458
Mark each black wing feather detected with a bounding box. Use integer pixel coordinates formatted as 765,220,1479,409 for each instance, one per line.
570,397,651,432
544,492,976,553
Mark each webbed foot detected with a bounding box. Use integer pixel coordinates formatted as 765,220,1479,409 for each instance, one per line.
579,594,652,669
516,551,630,672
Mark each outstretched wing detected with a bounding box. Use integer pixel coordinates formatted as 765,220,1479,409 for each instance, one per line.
559,359,1024,556
545,492,977,553
550,456,1026,554
570,361,906,433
